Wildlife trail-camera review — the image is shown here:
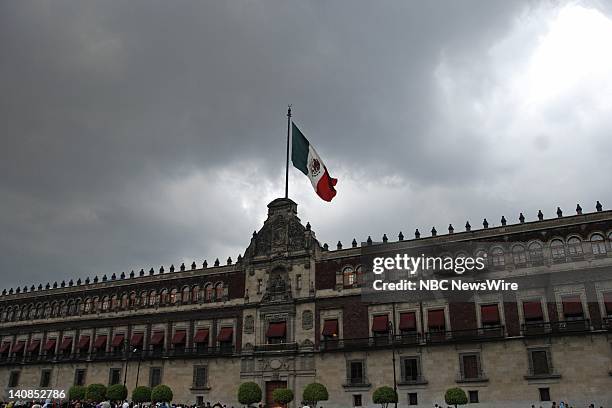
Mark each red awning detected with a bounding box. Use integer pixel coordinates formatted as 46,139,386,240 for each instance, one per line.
130,333,144,346
428,309,445,328
111,334,125,347
12,341,25,353
77,336,90,350
59,337,72,351
171,331,186,345
399,312,416,331
523,301,543,320
193,329,209,343
266,322,287,338
372,315,389,333
481,304,500,324
0,342,10,353
43,339,56,351
150,331,165,345
217,327,233,342
562,295,583,317
94,335,107,349
604,292,612,315
321,320,339,337
27,339,41,352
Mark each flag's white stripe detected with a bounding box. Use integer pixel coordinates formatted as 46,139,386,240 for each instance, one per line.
306,145,326,191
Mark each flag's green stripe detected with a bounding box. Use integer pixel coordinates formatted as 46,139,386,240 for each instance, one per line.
291,122,309,175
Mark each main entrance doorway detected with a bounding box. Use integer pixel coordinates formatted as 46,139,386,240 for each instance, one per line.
265,381,288,408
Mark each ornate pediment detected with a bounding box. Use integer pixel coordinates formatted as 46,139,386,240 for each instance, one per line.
244,198,316,259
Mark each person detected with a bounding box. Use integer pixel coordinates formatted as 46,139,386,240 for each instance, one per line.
122,402,129,408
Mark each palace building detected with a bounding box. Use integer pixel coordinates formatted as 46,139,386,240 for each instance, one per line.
1,198,611,407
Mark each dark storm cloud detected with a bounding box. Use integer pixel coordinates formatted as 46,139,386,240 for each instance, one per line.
1,0,612,289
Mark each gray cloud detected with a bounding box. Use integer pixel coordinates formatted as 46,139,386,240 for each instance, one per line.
1,0,611,289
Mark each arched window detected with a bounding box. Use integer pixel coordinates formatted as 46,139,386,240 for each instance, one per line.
491,247,505,267
343,266,355,287
550,239,565,260
92,297,100,312
170,288,178,304
591,234,606,255
150,290,159,306
141,291,148,307
0,308,5,322
67,300,76,316
43,303,51,318
102,296,110,311
567,237,583,256
215,283,224,300
528,242,543,263
512,245,526,265
84,298,92,313
111,295,119,309
35,304,42,319
121,293,129,309
160,289,169,305
182,286,190,303
192,285,200,303
129,292,137,307
60,302,68,316
28,304,36,319
355,265,364,286
205,284,213,301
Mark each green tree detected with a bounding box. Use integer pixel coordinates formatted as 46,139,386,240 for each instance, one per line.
107,384,128,401
237,382,262,407
372,386,397,408
132,386,152,404
445,387,468,408
151,385,173,403
302,383,329,408
85,384,107,403
68,386,86,401
272,388,294,408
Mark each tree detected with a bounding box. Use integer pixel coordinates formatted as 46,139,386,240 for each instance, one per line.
372,386,397,408
302,383,329,408
132,386,152,404
237,382,262,407
68,386,86,401
272,388,294,408
107,384,128,401
445,387,468,408
151,385,173,403
85,384,107,403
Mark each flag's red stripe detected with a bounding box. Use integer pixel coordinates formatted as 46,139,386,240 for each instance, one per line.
316,168,337,202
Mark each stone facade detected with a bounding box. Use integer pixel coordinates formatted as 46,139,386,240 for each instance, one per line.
1,198,612,407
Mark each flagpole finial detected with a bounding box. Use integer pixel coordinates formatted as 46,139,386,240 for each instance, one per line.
287,104,292,118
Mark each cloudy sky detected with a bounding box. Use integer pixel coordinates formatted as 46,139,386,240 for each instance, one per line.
2,0,612,290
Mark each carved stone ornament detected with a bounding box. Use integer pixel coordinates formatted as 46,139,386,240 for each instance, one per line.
302,310,313,330
244,315,254,334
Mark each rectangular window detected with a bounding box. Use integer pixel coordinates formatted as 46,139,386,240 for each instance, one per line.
480,304,500,327
257,279,263,294
603,292,612,317
150,367,162,387
427,309,446,331
74,369,86,386
296,275,302,290
469,390,479,403
352,394,362,407
408,393,418,405
40,369,51,388
461,354,481,380
348,360,365,385
522,300,544,322
561,295,584,320
401,357,420,382
109,368,121,385
266,322,287,344
539,387,550,402
193,366,208,388
8,371,20,387
530,350,551,376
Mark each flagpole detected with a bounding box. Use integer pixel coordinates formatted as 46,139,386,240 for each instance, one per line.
285,105,292,199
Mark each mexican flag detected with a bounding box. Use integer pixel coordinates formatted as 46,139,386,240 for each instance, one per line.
291,123,337,202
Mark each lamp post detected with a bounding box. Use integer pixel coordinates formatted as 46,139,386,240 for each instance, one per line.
388,321,398,408
123,339,129,387
134,348,141,388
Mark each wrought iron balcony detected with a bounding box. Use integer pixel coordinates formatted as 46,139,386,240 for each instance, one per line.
522,319,591,336
253,342,298,353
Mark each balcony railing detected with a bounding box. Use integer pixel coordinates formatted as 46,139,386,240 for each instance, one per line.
253,342,298,352
522,319,591,336
425,326,505,343
0,346,235,365
603,317,612,331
